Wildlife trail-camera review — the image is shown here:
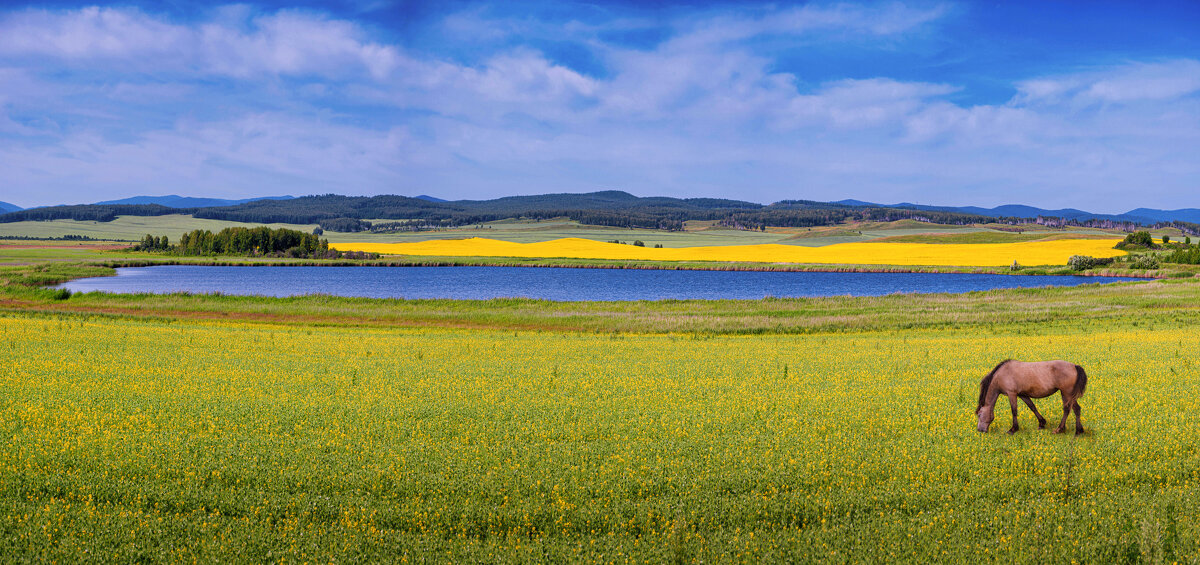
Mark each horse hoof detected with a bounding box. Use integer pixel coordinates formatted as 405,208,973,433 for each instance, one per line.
1006,429,1017,435
1075,429,1085,436
1038,423,1047,429
1052,428,1063,434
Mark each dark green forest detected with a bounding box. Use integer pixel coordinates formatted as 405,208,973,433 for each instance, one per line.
1,204,185,222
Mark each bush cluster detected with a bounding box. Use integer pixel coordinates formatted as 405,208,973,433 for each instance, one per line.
1114,231,1157,250
1163,245,1200,265
1067,255,1114,271
1129,255,1160,270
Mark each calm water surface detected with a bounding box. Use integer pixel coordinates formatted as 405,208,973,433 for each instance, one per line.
58,265,1149,301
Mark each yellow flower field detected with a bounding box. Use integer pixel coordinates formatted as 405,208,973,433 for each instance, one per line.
331,237,1126,267
2,310,1198,562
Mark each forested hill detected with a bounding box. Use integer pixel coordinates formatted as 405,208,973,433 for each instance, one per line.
0,191,994,231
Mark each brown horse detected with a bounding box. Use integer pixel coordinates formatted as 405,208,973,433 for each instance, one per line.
976,360,1087,435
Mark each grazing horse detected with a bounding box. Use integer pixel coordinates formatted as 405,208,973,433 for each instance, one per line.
976,360,1087,435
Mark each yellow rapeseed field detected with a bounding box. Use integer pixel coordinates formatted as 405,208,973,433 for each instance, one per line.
2,310,1198,562
331,237,1126,267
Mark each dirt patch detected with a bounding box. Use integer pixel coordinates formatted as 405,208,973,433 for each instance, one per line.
0,298,574,332
0,242,129,250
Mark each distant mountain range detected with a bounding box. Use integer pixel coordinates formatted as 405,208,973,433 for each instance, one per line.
0,201,21,213
2,191,1198,231
834,200,1200,224
94,195,295,208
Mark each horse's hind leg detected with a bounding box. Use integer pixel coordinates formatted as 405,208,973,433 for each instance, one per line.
1006,393,1020,435
1020,396,1047,429
1053,393,1072,434
1072,400,1084,435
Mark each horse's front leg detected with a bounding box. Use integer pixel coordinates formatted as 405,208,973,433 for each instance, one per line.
1020,395,1047,429
1006,393,1020,435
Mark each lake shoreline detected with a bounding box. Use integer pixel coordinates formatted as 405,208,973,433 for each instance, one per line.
91,255,1165,279
60,263,1154,302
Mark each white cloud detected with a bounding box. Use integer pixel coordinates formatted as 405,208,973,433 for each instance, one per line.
1014,59,1200,106
0,7,402,79
784,78,958,129
441,51,598,107
198,11,403,79
0,6,186,59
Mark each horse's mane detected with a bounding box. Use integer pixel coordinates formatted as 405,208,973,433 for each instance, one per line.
977,359,1012,412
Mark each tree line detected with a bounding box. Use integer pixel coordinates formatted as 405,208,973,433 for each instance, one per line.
132,227,356,259
0,204,187,222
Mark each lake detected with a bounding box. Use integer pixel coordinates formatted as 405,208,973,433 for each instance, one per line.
57,265,1150,301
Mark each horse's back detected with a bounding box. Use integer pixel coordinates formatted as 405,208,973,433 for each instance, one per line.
998,360,1077,398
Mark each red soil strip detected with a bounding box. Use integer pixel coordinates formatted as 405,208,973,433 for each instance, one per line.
0,298,572,332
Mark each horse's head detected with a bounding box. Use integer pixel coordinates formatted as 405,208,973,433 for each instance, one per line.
976,404,994,432
975,361,1007,433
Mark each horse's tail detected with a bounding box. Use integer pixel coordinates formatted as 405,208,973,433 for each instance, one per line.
1074,365,1088,398
978,360,1010,412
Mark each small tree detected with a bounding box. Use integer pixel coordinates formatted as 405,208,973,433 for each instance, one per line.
1163,235,1171,245
1116,231,1155,250
633,240,645,247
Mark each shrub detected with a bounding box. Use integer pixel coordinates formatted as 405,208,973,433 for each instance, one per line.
1067,255,1114,271
1130,255,1160,270
1115,231,1156,250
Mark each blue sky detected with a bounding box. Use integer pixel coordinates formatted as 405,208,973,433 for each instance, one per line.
1,1,1199,211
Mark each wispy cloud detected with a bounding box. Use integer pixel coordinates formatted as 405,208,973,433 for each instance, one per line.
1015,59,1200,106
